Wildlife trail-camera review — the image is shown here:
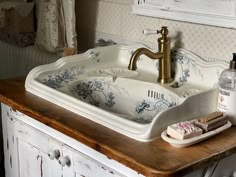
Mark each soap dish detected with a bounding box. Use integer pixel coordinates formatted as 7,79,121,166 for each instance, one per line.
161,121,232,148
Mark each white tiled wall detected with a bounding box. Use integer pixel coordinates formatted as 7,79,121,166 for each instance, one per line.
76,0,236,62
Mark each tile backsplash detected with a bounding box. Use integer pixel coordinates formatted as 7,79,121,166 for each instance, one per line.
76,0,236,62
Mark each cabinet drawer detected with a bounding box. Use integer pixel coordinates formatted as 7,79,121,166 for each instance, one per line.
63,145,126,177
13,114,62,155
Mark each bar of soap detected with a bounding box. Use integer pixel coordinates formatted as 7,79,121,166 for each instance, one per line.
194,113,228,132
198,111,223,124
167,121,203,140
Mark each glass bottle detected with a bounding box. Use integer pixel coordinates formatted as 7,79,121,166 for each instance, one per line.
217,53,236,124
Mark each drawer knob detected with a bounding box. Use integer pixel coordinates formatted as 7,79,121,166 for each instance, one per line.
48,149,60,160
58,156,71,167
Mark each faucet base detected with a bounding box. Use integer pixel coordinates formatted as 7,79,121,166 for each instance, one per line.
158,77,173,84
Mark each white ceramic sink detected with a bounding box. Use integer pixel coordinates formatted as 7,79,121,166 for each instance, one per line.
25,44,228,141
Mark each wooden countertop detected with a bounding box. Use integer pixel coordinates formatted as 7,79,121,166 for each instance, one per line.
1,77,236,177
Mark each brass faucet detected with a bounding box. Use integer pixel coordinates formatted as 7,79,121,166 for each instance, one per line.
128,26,173,84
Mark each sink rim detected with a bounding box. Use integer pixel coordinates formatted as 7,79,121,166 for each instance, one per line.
25,44,229,141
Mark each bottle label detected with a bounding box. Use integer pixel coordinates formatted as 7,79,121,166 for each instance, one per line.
217,87,236,124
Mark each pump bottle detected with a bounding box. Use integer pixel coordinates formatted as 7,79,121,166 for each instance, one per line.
217,53,236,124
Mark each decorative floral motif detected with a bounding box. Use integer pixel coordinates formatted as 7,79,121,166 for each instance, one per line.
106,92,115,107
72,79,116,108
172,49,203,84
42,67,85,89
136,100,150,114
138,0,145,4
179,69,190,82
134,98,177,124
89,50,101,62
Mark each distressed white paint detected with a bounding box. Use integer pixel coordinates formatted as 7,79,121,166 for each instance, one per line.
133,0,236,28
2,109,19,177
17,140,63,177
15,120,63,177
1,105,145,177
1,104,144,177
2,103,236,177
62,145,125,177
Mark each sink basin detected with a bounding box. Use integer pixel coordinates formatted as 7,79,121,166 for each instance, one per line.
25,44,228,141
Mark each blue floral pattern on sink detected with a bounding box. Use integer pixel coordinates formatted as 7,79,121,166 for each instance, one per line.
63,77,179,124
73,80,115,107
134,99,177,124
89,50,101,62
171,49,203,84
41,67,85,89
136,99,176,114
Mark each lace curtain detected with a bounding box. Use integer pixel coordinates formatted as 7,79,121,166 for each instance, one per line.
35,0,77,54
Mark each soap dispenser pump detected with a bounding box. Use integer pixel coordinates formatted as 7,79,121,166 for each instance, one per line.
217,53,236,124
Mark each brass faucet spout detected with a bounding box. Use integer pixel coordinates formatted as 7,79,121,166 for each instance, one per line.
128,26,173,84
128,48,163,70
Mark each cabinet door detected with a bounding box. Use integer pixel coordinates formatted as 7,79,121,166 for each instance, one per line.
14,118,63,177
17,139,62,177
62,144,125,177
2,107,19,177
2,104,63,177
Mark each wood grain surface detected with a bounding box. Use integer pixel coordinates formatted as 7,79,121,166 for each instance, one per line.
0,77,236,177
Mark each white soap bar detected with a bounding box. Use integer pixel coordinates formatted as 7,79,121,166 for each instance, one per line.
167,121,203,140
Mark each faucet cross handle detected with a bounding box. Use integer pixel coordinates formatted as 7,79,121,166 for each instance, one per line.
143,27,169,37
143,29,160,35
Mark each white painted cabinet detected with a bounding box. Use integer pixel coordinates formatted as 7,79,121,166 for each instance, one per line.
0,103,228,177
62,145,125,177
2,106,63,177
4,103,236,177
1,104,143,177
17,140,62,177
14,120,63,177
